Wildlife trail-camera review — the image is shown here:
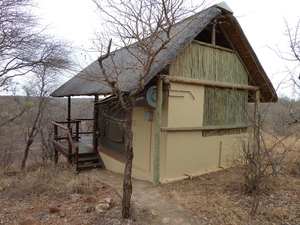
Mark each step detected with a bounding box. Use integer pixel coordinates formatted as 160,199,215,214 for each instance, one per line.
77,156,99,163
77,162,103,171
78,152,98,158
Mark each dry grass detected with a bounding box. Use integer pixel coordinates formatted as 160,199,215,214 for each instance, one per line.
0,162,153,224
160,168,300,224
0,161,108,199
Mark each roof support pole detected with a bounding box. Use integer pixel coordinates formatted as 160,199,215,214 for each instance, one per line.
93,95,99,152
68,96,71,129
212,19,217,45
153,78,163,186
253,90,260,157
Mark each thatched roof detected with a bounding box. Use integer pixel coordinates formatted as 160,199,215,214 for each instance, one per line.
51,2,277,102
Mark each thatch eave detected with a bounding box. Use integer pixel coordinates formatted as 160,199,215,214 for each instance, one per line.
51,2,278,103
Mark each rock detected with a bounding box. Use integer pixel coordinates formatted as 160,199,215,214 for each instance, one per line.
162,218,170,224
85,197,97,203
71,194,82,201
98,184,105,189
86,206,95,213
60,211,66,217
99,197,111,203
151,211,158,216
95,203,110,213
49,207,60,213
174,218,183,223
109,200,117,208
22,219,41,225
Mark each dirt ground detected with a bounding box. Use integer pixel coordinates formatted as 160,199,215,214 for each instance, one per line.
0,165,153,225
159,168,300,225
1,164,300,225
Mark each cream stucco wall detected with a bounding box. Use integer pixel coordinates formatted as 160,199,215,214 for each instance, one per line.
100,82,246,183
163,82,246,182
99,89,169,183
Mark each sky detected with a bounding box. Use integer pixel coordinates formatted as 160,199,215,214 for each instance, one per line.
25,0,300,97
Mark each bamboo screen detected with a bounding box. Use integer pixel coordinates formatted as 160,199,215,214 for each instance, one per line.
169,41,248,85
202,87,247,137
169,41,249,136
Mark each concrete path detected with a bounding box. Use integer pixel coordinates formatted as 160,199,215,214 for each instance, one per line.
97,170,202,225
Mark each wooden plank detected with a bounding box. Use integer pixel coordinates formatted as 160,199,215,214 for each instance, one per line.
192,40,235,53
52,122,68,130
52,139,67,151
165,75,258,91
52,140,69,158
98,143,126,163
161,124,249,132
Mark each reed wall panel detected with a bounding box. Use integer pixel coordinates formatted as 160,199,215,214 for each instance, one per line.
202,87,247,137
169,41,248,85
169,41,249,137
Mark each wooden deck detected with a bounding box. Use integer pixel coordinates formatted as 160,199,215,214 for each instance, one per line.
55,136,93,156
52,120,105,171
53,135,105,170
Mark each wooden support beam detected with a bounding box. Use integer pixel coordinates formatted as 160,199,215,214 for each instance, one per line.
68,127,73,164
153,78,163,186
53,124,58,164
161,124,248,132
93,95,99,152
253,90,260,157
164,75,258,91
212,19,217,45
219,23,237,52
75,121,79,142
67,98,71,126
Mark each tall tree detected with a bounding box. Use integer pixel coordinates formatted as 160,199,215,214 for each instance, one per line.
91,0,206,218
19,59,71,169
0,0,71,89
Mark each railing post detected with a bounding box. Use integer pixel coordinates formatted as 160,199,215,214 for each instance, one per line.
68,127,72,164
53,123,58,164
75,121,79,141
68,96,71,129
54,124,58,141
93,95,99,152
74,146,79,169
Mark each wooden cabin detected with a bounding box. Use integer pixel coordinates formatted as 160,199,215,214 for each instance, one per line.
50,2,277,183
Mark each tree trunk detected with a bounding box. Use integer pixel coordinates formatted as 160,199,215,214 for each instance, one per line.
21,110,40,170
122,107,134,218
21,138,34,169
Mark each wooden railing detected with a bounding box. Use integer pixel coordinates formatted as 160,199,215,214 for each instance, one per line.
53,118,93,141
52,121,79,165
52,118,94,166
